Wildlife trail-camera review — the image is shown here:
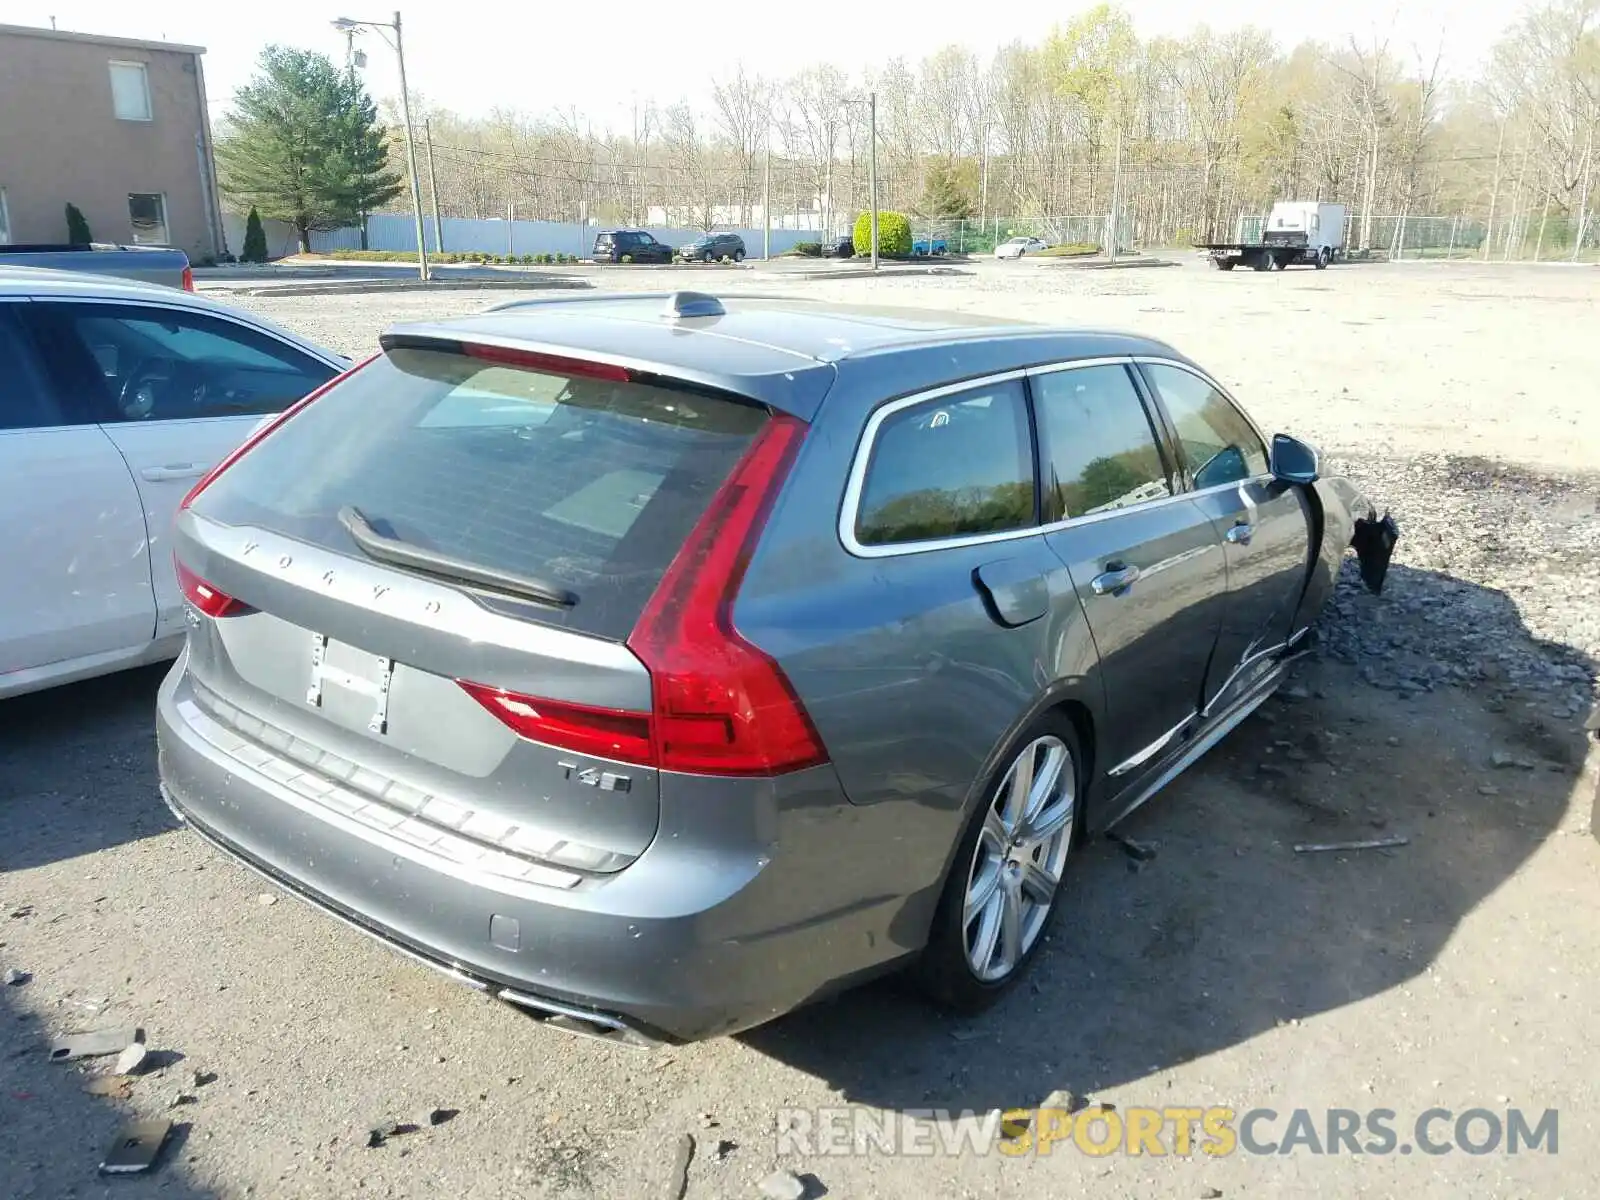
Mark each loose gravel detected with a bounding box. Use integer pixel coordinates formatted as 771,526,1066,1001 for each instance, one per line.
2,258,1596,1200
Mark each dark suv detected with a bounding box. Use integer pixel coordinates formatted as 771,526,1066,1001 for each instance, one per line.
592,230,674,264
679,232,746,263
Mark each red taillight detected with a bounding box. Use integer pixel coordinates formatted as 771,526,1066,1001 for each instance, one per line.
179,354,378,512
464,342,631,382
629,412,825,776
458,682,653,765
181,265,195,292
175,559,243,617
457,412,826,777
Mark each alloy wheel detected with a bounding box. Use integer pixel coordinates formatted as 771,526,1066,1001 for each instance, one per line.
963,735,1075,982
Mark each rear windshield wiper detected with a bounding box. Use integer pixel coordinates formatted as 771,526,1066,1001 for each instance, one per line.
337,506,578,609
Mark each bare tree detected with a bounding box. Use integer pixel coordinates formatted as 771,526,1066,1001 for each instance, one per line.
711,67,771,226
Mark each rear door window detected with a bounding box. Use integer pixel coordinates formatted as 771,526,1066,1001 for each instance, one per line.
854,379,1035,547
1140,362,1268,490
1031,364,1173,520
187,346,771,640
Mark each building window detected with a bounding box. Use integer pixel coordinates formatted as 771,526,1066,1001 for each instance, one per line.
109,61,152,121
0,189,10,245
128,194,168,244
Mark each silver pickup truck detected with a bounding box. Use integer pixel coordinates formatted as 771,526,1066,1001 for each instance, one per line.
0,243,193,290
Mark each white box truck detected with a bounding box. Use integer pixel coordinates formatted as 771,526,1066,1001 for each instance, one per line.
1199,201,1347,271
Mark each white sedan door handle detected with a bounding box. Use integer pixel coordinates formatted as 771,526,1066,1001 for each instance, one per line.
140,463,206,482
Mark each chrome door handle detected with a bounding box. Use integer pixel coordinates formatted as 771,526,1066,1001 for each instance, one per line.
1091,564,1142,595
1225,523,1254,545
140,464,205,482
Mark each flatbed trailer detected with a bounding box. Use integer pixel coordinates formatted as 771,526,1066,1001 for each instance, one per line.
1197,241,1338,271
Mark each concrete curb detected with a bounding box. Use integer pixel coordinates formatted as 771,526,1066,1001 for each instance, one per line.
199,277,593,298
1046,256,1179,270
753,264,974,281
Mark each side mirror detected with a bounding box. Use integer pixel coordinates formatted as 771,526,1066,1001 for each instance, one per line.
1270,433,1319,485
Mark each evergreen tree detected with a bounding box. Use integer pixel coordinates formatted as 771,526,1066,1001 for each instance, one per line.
241,206,269,262
216,47,402,253
65,203,93,244
918,163,977,221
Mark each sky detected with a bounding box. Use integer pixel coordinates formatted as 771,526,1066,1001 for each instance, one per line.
11,0,1528,128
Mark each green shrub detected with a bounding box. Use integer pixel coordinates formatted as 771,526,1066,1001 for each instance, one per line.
853,211,912,258
65,203,93,245
620,254,633,264
791,241,823,257
241,207,269,263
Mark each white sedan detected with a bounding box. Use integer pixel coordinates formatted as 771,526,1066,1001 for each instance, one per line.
994,236,1049,259
1,267,349,698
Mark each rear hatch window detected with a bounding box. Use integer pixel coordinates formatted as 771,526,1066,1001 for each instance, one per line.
187,344,771,641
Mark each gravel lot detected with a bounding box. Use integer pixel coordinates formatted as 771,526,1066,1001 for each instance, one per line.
3,258,1598,1199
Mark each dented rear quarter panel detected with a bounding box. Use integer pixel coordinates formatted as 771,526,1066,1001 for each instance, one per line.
1292,472,1375,632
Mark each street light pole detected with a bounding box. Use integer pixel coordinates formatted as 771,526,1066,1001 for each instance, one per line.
423,117,444,254
390,11,429,280
868,92,879,271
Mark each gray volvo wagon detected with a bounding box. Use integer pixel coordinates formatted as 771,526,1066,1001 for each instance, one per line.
156,292,1397,1044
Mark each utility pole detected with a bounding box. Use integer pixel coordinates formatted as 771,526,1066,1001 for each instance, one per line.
1107,120,1123,264
762,116,772,260
391,10,429,279
423,118,444,255
868,91,879,271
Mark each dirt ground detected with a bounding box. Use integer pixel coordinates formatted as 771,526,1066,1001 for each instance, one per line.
2,257,1597,1199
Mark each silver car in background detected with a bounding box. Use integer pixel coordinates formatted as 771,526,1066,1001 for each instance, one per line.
156,291,1396,1044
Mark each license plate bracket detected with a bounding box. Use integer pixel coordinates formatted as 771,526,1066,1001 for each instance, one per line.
306,634,395,735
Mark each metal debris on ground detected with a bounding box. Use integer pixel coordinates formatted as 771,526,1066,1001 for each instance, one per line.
257,893,278,907
99,1119,173,1176
192,1068,217,1088
1107,833,1157,861
3,968,28,986
425,1107,458,1126
1200,1188,1224,1199
169,1091,197,1108
114,1040,150,1076
757,1169,809,1200
1293,836,1410,854
714,1138,737,1162
48,1026,142,1063
366,1119,419,1148
663,1132,695,1200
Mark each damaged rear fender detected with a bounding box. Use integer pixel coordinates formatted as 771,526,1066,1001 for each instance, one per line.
1287,474,1399,633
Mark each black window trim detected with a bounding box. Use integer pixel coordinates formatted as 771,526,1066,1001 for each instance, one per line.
840,355,1268,560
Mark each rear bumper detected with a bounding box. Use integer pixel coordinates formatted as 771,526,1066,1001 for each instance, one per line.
155,656,920,1042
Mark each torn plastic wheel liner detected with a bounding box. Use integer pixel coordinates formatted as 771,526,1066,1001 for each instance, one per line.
1351,512,1400,595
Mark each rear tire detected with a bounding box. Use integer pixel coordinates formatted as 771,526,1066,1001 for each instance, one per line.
1315,247,1330,270
733,249,745,262
914,712,1085,1014
1271,253,1288,271
1251,252,1272,272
